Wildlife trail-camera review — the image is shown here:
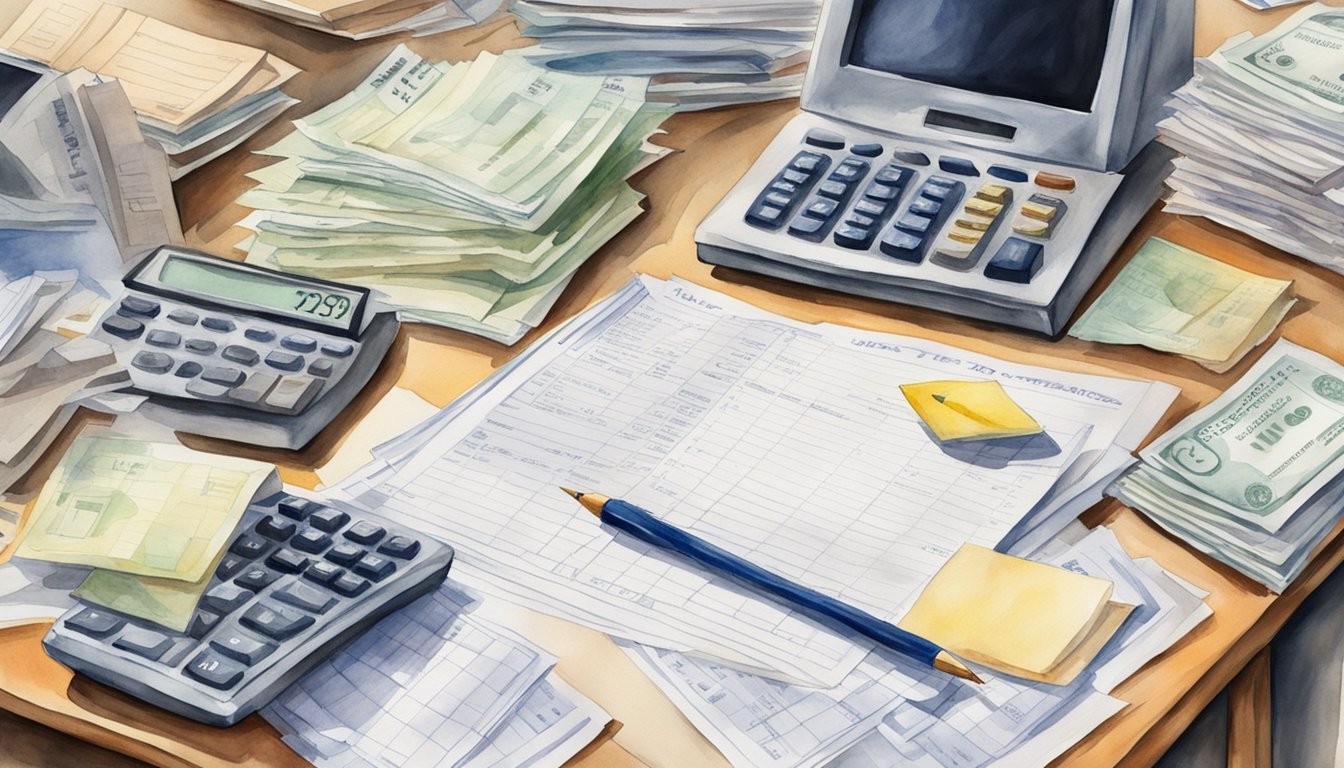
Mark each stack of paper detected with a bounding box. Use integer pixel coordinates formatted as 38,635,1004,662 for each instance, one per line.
1157,4,1344,274
1112,339,1344,592
0,274,127,495
221,0,505,40
1070,237,1296,372
1,0,300,179
264,582,611,768
511,0,816,110
627,527,1210,768
328,275,1177,687
236,46,671,345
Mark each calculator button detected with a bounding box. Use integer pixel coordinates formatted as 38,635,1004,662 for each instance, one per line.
353,555,396,582
101,315,144,340
879,230,925,262
325,543,365,566
920,185,952,202
211,634,275,666
235,565,281,592
274,582,337,614
789,152,824,173
782,169,808,185
1034,171,1076,191
308,507,350,533
265,350,305,372
988,165,1029,183
256,516,297,541
892,150,930,166
241,603,315,641
216,554,248,580
745,204,784,228
851,143,883,157
184,338,217,354
167,309,198,326
787,214,827,238
187,610,222,640
65,608,123,638
229,533,272,559
803,129,845,150
965,198,1003,217
985,237,1045,284
266,548,310,574
763,191,792,208
845,213,876,229
834,225,874,250
1013,219,1052,238
816,180,848,200
265,375,323,412
201,317,236,333
377,536,421,560
854,199,886,217
222,345,260,366
113,627,172,661
332,574,371,598
802,199,837,220
975,184,1010,204
909,197,941,216
895,213,933,234
829,161,868,183
202,584,254,615
118,296,160,317
131,351,174,374
769,180,798,196
862,182,900,202
145,330,181,348
277,497,311,520
303,561,344,585
244,328,276,343
185,379,231,399
343,521,386,545
175,361,203,378
228,372,279,405
308,359,335,378
281,334,318,353
873,166,910,186
938,157,980,176
201,366,245,387
185,651,246,689
292,529,332,554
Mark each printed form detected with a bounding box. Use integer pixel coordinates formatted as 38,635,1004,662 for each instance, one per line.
337,277,1177,685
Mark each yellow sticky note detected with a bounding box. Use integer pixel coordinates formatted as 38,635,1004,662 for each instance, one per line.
899,380,1043,442
899,544,1126,684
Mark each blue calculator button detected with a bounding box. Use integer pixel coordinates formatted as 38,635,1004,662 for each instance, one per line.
65,608,124,638
184,339,217,354
845,213,876,229
803,129,845,150
816,180,848,200
873,166,910,186
787,214,827,239
988,165,1029,183
101,315,144,340
763,191,792,208
201,317,235,333
789,152,825,173
746,204,784,228
834,225,874,250
118,296,160,317
862,183,900,202
769,180,798,195
281,334,318,353
938,157,980,176
146,330,181,348
132,351,175,374
854,199,886,217
222,345,260,366
167,309,198,325
895,213,933,234
113,627,172,661
265,350,305,372
892,150,931,166
920,185,952,202
241,603,315,641
244,328,276,343
803,199,838,220
851,143,884,157
879,230,925,261
910,197,942,216
184,650,247,689
829,161,868,183
175,361,203,378
985,237,1045,283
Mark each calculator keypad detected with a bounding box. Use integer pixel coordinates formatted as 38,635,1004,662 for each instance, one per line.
97,295,361,416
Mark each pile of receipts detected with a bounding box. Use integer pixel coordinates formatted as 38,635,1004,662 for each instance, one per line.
512,0,817,110
1158,4,1344,275
1113,339,1344,592
264,583,610,768
1,0,300,179
237,46,671,345
222,0,504,39
314,276,1194,764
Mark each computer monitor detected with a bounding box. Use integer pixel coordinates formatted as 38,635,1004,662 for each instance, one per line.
804,0,1193,172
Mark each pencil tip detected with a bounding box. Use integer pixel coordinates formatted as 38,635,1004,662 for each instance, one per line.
934,651,983,684
559,487,583,501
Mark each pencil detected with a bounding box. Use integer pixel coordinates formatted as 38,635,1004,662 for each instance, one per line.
560,488,982,684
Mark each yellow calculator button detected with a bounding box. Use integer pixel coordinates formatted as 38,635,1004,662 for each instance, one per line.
1012,218,1051,237
976,184,1010,203
954,215,994,232
964,198,1003,217
947,226,984,245
1020,201,1057,221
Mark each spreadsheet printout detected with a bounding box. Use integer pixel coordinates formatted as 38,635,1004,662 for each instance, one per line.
337,277,1178,685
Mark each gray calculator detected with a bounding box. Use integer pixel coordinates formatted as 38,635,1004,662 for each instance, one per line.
43,489,454,727
93,247,399,449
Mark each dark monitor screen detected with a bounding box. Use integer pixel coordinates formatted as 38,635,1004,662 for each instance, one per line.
0,62,40,120
847,0,1119,112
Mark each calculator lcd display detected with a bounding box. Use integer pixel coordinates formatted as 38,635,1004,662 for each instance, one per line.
846,0,1118,113
158,256,360,331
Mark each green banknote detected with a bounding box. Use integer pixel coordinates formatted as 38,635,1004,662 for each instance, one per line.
1227,3,1344,114
1139,339,1344,532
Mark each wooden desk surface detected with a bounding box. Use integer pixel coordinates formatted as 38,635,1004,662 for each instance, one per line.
1,1,1342,766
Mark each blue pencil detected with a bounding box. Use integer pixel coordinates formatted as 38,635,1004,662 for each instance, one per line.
560,488,981,684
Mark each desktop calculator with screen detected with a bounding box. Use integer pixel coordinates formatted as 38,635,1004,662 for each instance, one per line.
93,247,398,449
43,489,454,727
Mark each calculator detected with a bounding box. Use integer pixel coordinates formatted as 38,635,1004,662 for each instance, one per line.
696,113,1174,336
43,489,454,727
93,247,399,450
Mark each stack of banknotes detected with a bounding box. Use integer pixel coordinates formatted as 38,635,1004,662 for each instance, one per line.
237,46,671,344
1158,4,1344,276
511,0,816,110
1112,339,1344,592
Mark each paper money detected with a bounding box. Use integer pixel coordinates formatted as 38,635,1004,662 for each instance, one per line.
16,436,275,581
1226,5,1344,113
1138,340,1344,533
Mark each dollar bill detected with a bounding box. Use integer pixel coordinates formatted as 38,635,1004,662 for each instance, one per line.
1137,339,1344,533
1226,3,1344,114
